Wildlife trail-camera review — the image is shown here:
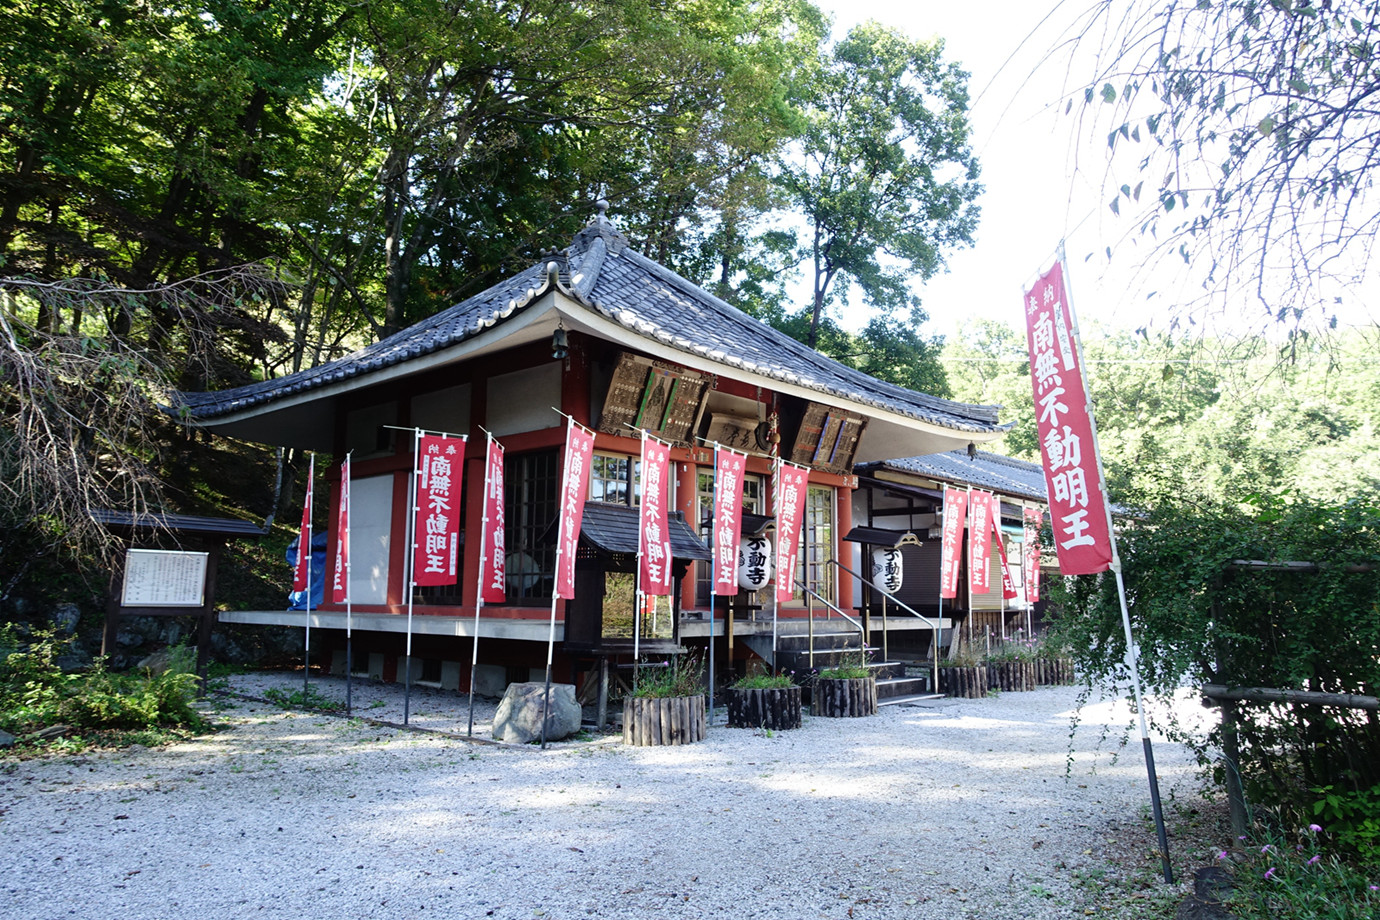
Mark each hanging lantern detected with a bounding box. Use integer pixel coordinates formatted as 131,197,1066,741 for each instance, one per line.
737,535,772,591
872,546,904,595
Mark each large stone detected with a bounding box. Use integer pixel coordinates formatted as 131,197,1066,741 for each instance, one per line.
50,603,82,635
491,682,581,744
137,647,178,674
0,729,15,748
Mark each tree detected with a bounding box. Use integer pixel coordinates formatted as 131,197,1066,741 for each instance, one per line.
1049,494,1380,836
0,268,285,586
942,319,1037,457
776,22,982,348
1078,0,1380,331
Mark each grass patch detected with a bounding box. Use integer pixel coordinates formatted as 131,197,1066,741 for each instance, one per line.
262,684,344,711
730,672,797,690
1224,822,1380,920
630,653,704,699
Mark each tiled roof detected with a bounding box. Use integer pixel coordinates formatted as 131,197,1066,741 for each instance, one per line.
561,504,712,561
174,213,1005,436
90,509,267,537
175,260,552,418
863,450,1048,503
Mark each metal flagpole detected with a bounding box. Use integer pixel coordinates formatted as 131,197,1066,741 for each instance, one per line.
708,441,719,724
404,427,420,725
998,511,1008,643
1022,501,1033,639
343,452,353,716
1059,243,1174,884
635,430,646,676
541,414,577,750
936,492,947,692
771,456,780,663
303,453,315,697
965,485,973,650
468,429,494,738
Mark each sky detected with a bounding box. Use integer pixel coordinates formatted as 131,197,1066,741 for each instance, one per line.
811,0,1119,340
808,0,1378,344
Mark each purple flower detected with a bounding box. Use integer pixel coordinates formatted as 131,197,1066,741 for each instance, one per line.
1309,823,1322,833
1215,850,1228,861
1264,868,1276,880
1261,845,1273,854
1308,855,1321,866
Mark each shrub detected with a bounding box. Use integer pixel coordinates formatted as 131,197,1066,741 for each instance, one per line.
630,653,705,699
1048,496,1380,823
0,627,206,741
1313,785,1380,865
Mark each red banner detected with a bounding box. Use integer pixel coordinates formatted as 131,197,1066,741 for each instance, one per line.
1024,260,1114,575
773,462,810,604
939,488,968,599
554,423,596,600
480,438,507,604
712,448,747,596
293,454,315,593
639,435,673,596
413,434,465,586
968,490,995,594
992,513,1019,601
331,455,350,604
1023,507,1043,603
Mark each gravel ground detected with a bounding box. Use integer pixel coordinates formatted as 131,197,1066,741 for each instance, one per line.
0,676,1213,920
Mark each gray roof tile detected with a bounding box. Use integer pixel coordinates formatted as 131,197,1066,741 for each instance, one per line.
864,450,1048,502
175,216,1006,436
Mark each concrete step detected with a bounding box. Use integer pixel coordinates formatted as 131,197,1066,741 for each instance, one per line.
875,674,932,699
878,693,944,707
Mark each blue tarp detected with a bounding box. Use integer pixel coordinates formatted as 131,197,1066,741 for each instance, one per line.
286,532,329,610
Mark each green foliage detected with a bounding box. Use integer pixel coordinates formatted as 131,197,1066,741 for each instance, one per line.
819,650,870,680
776,21,981,348
818,665,870,679
262,684,342,712
1313,785,1380,865
1225,823,1380,920
944,323,1380,505
730,672,797,690
630,653,705,699
1083,0,1380,325
1048,494,1380,822
0,628,206,743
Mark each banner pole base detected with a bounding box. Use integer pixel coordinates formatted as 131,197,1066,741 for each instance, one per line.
1143,735,1175,884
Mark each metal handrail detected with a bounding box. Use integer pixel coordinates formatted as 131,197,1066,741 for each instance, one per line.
829,558,932,621
827,558,944,696
794,578,868,669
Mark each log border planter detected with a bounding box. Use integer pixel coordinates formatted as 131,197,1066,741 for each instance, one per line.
726,686,803,731
623,695,707,746
812,676,877,718
939,658,1076,698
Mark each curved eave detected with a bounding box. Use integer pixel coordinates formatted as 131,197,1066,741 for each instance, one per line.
188,291,563,450
552,294,1009,461
184,282,1009,457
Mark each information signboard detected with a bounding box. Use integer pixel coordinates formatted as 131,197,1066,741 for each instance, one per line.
120,549,209,608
